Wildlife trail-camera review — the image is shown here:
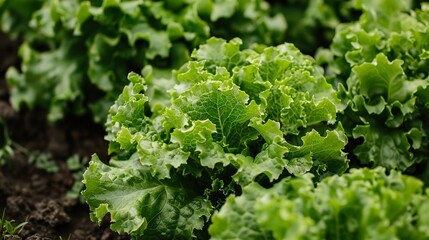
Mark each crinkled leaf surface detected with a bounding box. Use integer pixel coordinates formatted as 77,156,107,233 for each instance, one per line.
352,124,414,170
171,120,217,152
136,139,190,179
232,137,289,185
172,79,261,151
285,128,348,178
85,38,346,238
191,37,248,72
4,0,286,123
321,3,429,171
82,155,212,239
211,167,429,240
7,38,87,121
209,182,274,240
353,53,427,104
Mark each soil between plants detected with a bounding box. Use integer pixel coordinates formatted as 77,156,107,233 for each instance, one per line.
0,32,130,239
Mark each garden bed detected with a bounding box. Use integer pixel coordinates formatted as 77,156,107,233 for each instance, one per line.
0,31,129,240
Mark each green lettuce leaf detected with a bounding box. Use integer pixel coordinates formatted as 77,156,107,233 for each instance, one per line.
210,167,429,240
84,38,346,238
209,182,274,240
3,0,286,123
171,79,261,152
7,37,87,121
319,2,429,172
352,124,415,170
285,127,348,178
353,54,427,106
82,155,212,239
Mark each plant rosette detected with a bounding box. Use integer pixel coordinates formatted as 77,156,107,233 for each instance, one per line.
82,37,348,238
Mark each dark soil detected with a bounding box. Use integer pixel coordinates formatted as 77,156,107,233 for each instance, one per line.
0,32,129,239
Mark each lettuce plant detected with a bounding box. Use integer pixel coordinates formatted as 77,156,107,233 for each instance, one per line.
82,37,348,238
0,0,43,39
3,0,286,122
210,167,429,240
317,0,429,172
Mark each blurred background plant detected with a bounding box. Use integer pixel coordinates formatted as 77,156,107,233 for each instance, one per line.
0,209,27,239
0,119,13,166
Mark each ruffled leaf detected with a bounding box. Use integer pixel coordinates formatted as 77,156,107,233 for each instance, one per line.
83,155,212,239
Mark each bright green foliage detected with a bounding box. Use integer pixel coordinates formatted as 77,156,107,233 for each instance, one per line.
317,0,429,171
83,155,212,238
210,167,429,240
0,0,398,123
2,0,286,122
0,0,381,123
82,38,347,238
